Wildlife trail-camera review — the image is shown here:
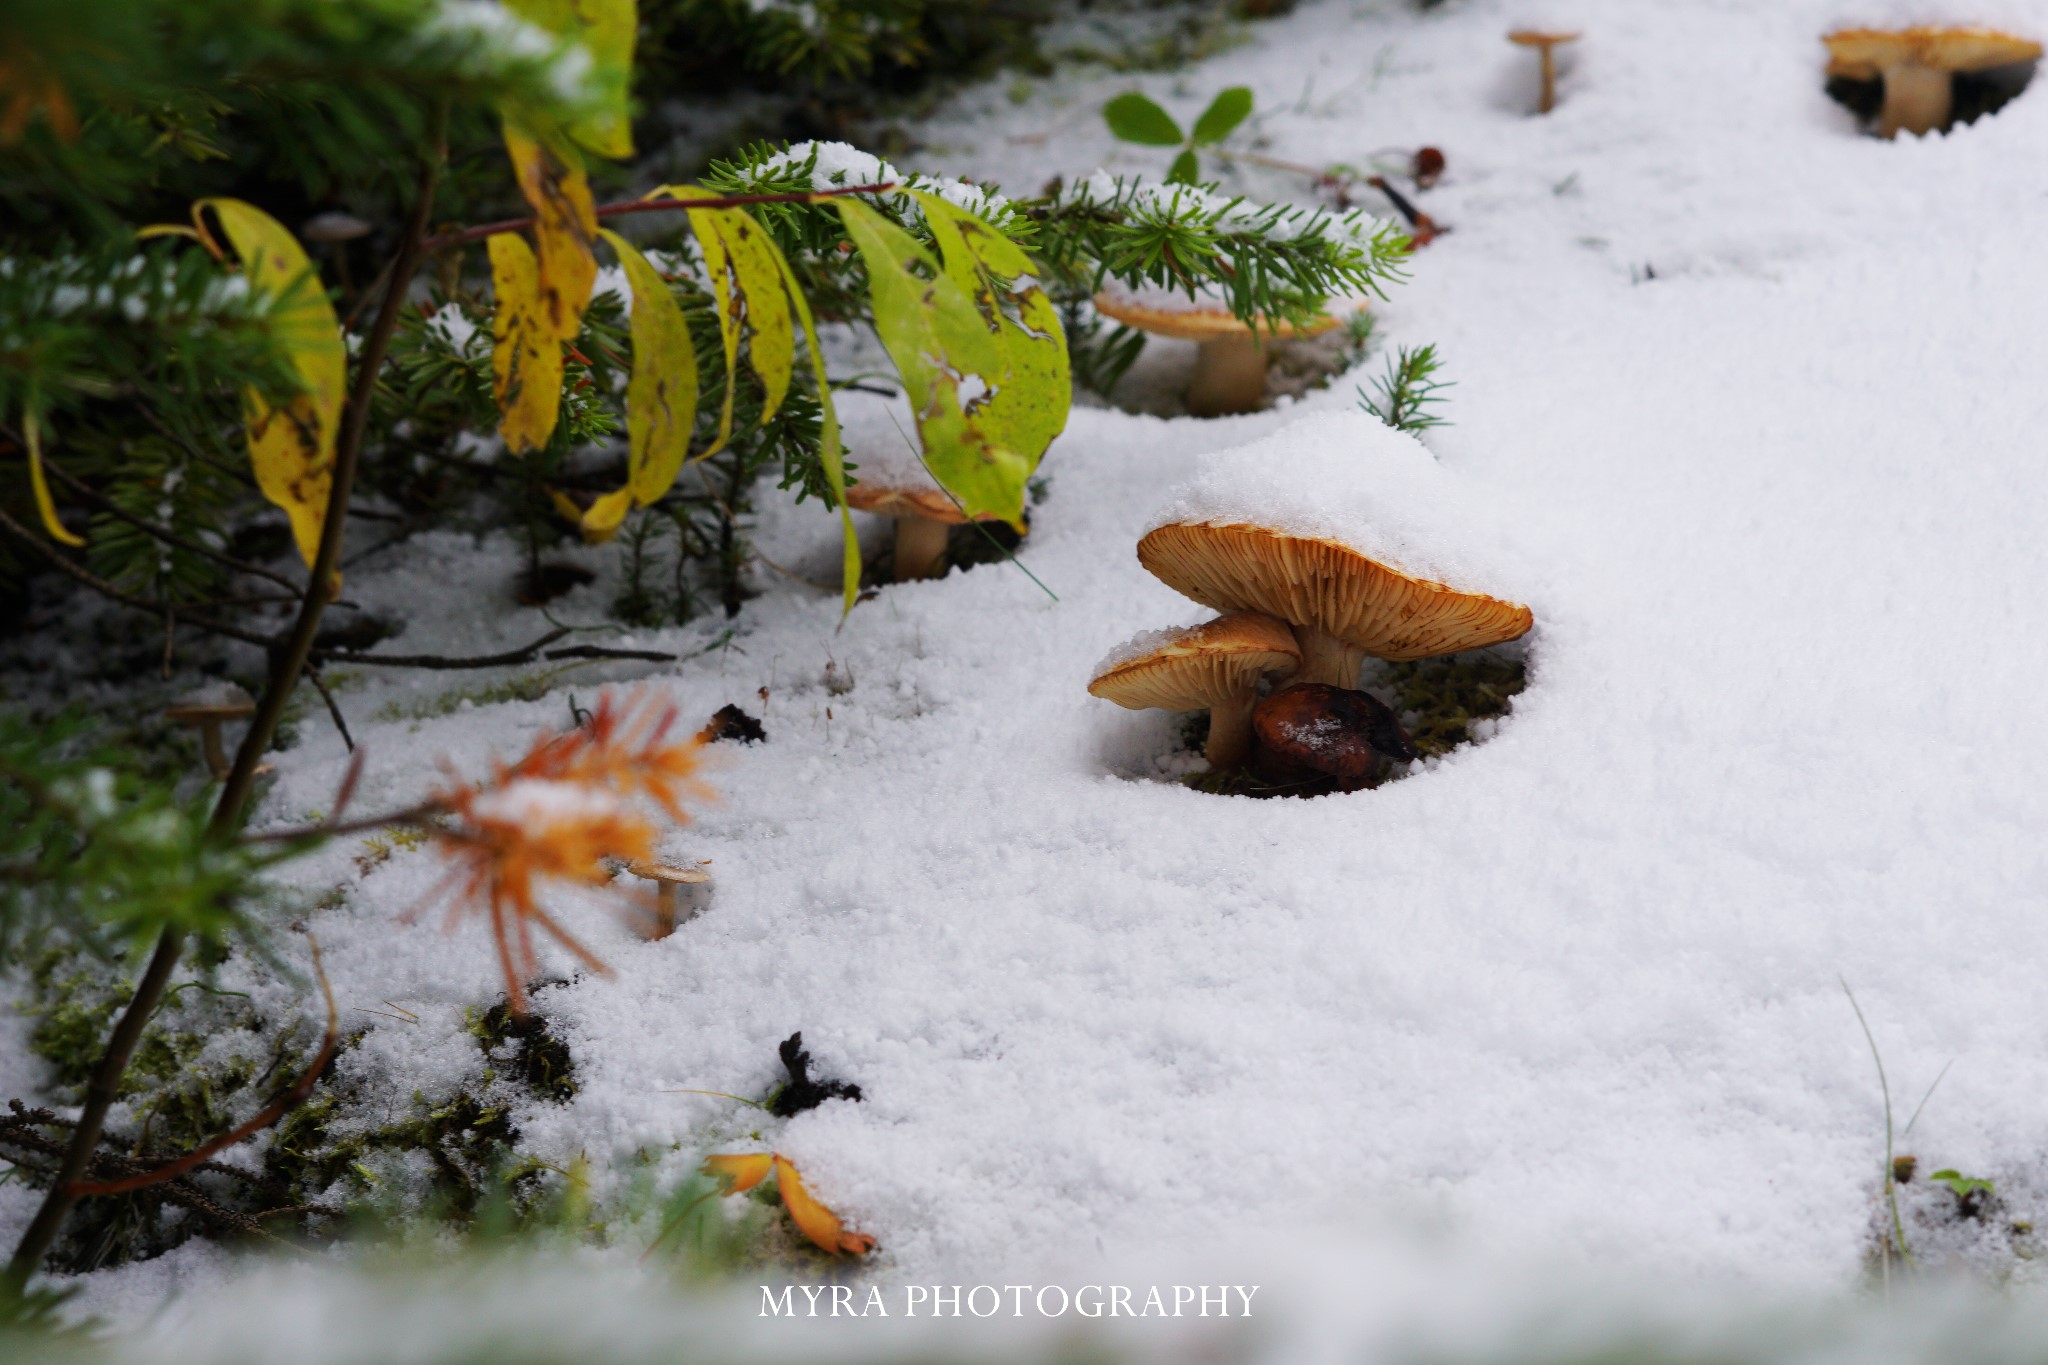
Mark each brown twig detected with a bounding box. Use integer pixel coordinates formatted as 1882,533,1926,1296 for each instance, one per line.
68,938,340,1198
541,644,676,663
315,625,572,670
304,667,355,753
419,182,896,254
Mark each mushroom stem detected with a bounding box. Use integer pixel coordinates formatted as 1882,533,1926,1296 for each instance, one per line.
893,515,951,582
198,721,231,781
1189,333,1270,417
1203,692,1258,771
1536,46,1559,114
649,882,678,940
1877,62,1953,137
1296,626,1366,688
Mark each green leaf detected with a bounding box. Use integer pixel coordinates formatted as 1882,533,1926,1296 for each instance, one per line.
1104,92,1183,146
1929,1170,1995,1198
1190,86,1253,146
835,196,1069,530
503,0,637,157
1166,149,1201,186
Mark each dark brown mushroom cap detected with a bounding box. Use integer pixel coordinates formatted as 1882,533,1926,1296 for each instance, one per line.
1137,522,1533,663
1823,26,2042,78
1088,611,1300,712
1252,682,1418,786
1092,291,1352,344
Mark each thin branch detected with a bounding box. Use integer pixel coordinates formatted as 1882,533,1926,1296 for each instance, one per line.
542,644,676,663
244,804,436,844
303,667,354,752
315,625,571,670
419,182,895,254
68,938,340,1198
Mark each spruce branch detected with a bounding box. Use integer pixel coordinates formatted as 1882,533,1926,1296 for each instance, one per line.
1357,343,1452,434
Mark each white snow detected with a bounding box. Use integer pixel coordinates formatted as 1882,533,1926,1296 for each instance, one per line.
1145,410,1534,599
14,0,2048,1347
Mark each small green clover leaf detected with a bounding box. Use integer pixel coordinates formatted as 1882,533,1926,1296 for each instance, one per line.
1104,86,1254,185
1929,1169,1996,1199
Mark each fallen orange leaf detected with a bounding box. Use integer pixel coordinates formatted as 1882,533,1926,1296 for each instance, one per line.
700,1151,875,1257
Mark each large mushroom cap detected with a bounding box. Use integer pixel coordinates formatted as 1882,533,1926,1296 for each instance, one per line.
1088,611,1300,711
1093,285,1351,343
1823,25,2041,78
1140,412,1534,664
1138,523,1530,662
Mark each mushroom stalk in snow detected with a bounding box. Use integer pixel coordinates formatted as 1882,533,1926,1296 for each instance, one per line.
1092,291,1352,418
165,683,257,781
1823,27,2043,138
845,483,1013,583
1088,611,1301,770
625,860,710,939
1509,30,1580,115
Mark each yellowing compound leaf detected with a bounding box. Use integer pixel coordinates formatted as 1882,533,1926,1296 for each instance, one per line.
701,1152,774,1195
199,198,345,569
505,123,599,344
773,1155,876,1257
489,232,567,454
577,229,696,530
21,408,83,547
647,185,793,457
834,196,1067,530
908,190,1069,486
503,0,636,158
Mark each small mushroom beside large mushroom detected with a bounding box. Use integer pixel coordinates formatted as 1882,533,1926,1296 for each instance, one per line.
1093,285,1359,418
165,681,257,781
1089,611,1301,770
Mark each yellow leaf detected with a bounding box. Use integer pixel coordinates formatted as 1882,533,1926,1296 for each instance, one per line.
502,0,636,158
772,1155,876,1257
504,123,599,344
545,485,629,542
647,186,794,456
595,229,697,518
199,197,346,569
764,245,859,613
490,232,567,454
701,1152,774,1195
22,408,84,547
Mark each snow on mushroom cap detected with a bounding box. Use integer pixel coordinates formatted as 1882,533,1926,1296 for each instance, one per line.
1144,410,1530,602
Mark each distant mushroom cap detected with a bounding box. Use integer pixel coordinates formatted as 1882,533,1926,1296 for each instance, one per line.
301,210,374,243
1088,611,1300,713
1823,25,2041,78
1092,290,1350,344
1508,29,1580,47
165,680,257,722
1137,522,1533,663
626,860,711,885
844,482,982,526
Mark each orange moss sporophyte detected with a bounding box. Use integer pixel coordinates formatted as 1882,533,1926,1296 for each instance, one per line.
415,688,715,1013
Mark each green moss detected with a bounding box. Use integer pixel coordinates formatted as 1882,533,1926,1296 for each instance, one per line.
1370,651,1527,759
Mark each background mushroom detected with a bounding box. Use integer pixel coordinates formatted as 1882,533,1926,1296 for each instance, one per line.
1823,26,2041,138
1139,412,1535,688
844,482,1012,583
1508,30,1580,115
165,681,256,780
1093,286,1353,417
624,859,710,939
1088,611,1301,770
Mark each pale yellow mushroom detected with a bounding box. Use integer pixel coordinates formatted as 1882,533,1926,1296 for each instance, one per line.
1824,26,2042,138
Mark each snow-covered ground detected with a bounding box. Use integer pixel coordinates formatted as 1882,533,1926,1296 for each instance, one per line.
11,0,2048,1347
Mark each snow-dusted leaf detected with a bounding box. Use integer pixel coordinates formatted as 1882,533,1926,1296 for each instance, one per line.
199,197,345,570
488,231,566,454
